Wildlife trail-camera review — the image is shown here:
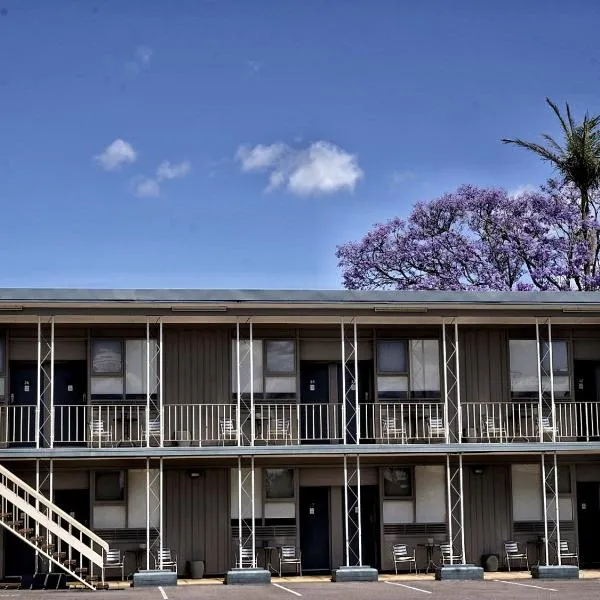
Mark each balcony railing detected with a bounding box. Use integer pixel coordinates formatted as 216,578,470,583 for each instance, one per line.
0,401,599,447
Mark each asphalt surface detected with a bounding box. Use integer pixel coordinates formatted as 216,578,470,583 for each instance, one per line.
3,579,600,600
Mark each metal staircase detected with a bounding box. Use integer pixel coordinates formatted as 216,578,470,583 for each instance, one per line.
0,465,108,590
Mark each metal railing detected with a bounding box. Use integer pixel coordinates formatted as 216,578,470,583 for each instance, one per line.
462,402,539,442
361,402,446,443
1,400,599,447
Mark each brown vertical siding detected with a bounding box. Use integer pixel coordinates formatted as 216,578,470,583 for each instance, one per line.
164,327,231,405
461,329,509,404
164,469,230,575
463,465,511,562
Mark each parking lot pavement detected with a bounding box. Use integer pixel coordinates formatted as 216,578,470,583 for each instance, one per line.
2,579,600,600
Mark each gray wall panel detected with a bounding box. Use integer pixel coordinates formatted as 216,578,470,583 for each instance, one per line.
164,468,230,576
164,328,230,405
463,465,511,563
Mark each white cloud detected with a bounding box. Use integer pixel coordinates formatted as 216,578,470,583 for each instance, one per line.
132,160,191,198
95,139,137,171
236,143,289,172
235,141,363,196
134,177,161,198
156,160,191,181
391,170,416,185
135,46,153,67
246,59,263,73
508,184,537,197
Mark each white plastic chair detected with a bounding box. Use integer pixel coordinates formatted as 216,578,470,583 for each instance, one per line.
89,420,113,447
427,416,445,440
219,418,237,444
381,417,407,442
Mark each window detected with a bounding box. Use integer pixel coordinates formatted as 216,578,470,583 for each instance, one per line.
509,340,570,397
125,339,158,394
558,466,571,494
91,340,122,375
266,340,295,374
95,471,125,502
376,339,440,400
231,339,297,398
265,468,294,499
383,467,412,498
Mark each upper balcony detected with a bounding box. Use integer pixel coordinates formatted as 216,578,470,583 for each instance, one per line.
2,400,599,449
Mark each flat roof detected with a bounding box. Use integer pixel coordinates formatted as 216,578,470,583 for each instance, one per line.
0,288,599,306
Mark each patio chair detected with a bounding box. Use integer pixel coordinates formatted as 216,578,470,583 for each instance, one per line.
392,544,417,574
536,416,557,440
236,547,256,568
142,416,162,445
219,418,237,445
439,543,463,564
266,418,292,444
278,546,302,576
558,540,579,567
427,416,445,440
104,548,124,580
88,419,113,447
504,541,528,571
155,548,177,573
381,417,407,442
481,417,506,440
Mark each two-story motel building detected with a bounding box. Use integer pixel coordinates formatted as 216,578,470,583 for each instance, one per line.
0,288,598,583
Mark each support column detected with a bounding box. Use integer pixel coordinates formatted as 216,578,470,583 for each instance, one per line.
437,320,482,581
536,319,556,442
226,322,269,584
333,319,377,583
35,458,53,573
532,452,578,578
146,319,163,448
36,317,54,449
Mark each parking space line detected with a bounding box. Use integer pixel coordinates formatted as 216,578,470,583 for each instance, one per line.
385,581,432,594
491,579,557,592
273,582,303,597
158,585,169,599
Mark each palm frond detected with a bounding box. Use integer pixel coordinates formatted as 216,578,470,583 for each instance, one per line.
546,98,572,136
501,138,562,165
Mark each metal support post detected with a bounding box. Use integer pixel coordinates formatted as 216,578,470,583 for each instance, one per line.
35,458,54,572
146,319,163,448
36,317,54,449
536,319,556,442
237,456,256,568
146,458,163,570
341,319,362,566
541,452,561,565
446,454,466,565
442,320,461,444
235,321,254,446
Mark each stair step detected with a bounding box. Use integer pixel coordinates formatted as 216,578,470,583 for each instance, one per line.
17,528,33,536
7,520,23,527
63,559,77,567
52,552,66,560
0,512,12,519
41,544,54,552
94,582,109,590
74,568,88,575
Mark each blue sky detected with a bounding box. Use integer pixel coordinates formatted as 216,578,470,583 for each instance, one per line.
1,1,600,289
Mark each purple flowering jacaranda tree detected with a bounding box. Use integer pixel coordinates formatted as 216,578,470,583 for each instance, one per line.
336,184,600,291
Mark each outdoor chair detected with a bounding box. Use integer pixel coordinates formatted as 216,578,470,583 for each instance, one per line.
392,544,417,574
381,417,407,442
104,549,124,580
278,546,302,576
427,416,445,440
536,416,557,440
558,540,579,567
155,548,177,573
504,541,528,571
481,417,506,440
88,419,113,447
440,543,463,564
265,418,292,444
142,417,162,445
219,418,237,444
236,547,256,568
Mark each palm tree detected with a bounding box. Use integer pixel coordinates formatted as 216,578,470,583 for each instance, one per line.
502,98,600,281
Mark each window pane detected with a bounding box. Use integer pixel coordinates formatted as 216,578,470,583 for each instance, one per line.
95,471,125,502
266,340,295,374
383,467,412,497
377,376,408,392
558,466,571,494
231,340,263,393
92,340,122,374
125,339,157,394
377,341,407,373
265,468,294,499
510,340,538,392
410,340,440,396
91,377,123,395
265,376,296,394
548,341,569,374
